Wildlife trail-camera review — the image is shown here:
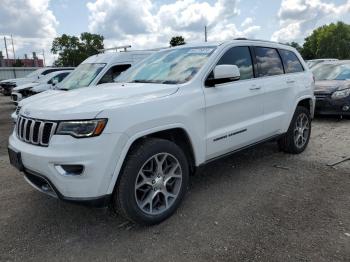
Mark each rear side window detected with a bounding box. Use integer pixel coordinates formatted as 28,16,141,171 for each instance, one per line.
216,46,254,80
254,47,284,77
279,49,304,73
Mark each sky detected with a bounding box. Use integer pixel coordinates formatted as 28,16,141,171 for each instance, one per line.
0,0,350,65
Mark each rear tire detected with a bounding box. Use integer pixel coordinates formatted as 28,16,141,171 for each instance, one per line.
113,138,189,225
278,106,311,154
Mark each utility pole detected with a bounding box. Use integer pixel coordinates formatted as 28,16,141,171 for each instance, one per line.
11,34,16,59
4,37,9,59
4,36,9,66
204,26,208,42
42,49,46,67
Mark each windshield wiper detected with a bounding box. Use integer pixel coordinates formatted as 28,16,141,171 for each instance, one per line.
129,80,163,84
161,80,179,84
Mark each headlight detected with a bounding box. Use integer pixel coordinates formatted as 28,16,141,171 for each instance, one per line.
56,119,107,138
331,88,350,100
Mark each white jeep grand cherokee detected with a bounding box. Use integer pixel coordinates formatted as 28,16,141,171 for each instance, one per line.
8,40,315,225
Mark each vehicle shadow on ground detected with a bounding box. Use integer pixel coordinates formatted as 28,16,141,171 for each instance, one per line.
10,141,280,231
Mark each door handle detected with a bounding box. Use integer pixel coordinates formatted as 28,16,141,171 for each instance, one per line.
249,86,261,91
286,80,296,84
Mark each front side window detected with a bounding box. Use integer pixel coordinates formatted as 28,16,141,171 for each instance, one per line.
254,47,284,77
279,50,304,74
116,47,217,85
98,64,131,84
216,46,254,80
58,63,106,90
51,72,70,84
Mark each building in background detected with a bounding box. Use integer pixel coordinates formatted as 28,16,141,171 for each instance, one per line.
0,52,44,67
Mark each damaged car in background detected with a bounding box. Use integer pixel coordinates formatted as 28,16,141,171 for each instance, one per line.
312,61,350,116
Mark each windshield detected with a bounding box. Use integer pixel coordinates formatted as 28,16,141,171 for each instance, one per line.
312,63,350,81
58,63,106,90
34,73,55,84
116,47,216,84
26,69,42,78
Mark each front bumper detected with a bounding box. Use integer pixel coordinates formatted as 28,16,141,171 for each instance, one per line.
23,169,111,207
8,131,129,200
315,93,350,115
11,111,17,123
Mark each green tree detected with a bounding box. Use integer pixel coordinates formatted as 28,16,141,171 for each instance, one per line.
301,22,350,60
170,36,186,47
51,32,104,66
285,42,303,53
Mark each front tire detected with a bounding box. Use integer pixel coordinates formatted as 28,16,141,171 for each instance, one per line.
113,138,189,225
278,106,311,154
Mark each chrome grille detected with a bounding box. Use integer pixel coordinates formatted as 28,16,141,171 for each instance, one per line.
16,116,57,146
15,106,22,115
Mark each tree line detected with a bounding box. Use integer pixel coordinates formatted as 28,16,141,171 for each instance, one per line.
51,22,350,67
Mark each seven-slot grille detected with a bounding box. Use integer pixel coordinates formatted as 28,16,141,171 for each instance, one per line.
16,116,57,146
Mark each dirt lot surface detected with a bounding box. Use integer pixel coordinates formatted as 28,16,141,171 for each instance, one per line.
0,95,349,262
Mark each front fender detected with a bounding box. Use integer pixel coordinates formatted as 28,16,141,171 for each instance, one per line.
105,123,201,195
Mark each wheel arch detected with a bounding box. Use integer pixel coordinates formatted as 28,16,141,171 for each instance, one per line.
107,125,198,194
295,96,315,118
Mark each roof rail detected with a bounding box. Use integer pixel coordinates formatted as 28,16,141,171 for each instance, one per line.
98,45,132,53
233,38,287,46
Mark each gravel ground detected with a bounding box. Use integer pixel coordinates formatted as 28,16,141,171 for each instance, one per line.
0,95,349,262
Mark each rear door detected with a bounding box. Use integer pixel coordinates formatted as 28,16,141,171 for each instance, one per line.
252,46,289,136
204,46,266,160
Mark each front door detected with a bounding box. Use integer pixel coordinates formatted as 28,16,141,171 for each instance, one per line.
204,46,265,160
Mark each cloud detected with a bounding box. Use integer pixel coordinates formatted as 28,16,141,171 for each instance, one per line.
0,0,58,64
241,17,253,28
272,0,350,42
0,0,58,38
86,0,258,49
87,0,157,38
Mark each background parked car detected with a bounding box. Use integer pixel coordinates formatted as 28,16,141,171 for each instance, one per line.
312,60,350,116
306,59,338,69
11,49,155,122
0,67,74,96
11,70,73,104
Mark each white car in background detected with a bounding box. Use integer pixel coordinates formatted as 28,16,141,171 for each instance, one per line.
11,70,73,104
11,49,155,122
0,67,74,96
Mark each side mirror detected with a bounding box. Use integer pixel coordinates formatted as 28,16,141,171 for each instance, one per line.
52,79,59,86
206,64,240,87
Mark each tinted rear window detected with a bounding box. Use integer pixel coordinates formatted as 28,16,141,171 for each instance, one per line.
279,49,304,73
254,47,284,77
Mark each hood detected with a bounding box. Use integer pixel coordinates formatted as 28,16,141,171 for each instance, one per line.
31,83,51,93
13,82,39,92
1,77,32,85
314,80,350,94
21,83,179,120
19,90,62,107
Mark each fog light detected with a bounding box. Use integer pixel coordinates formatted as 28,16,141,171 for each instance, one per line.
342,105,350,111
54,164,84,176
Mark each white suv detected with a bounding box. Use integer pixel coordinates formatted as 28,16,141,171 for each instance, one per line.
8,40,315,225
